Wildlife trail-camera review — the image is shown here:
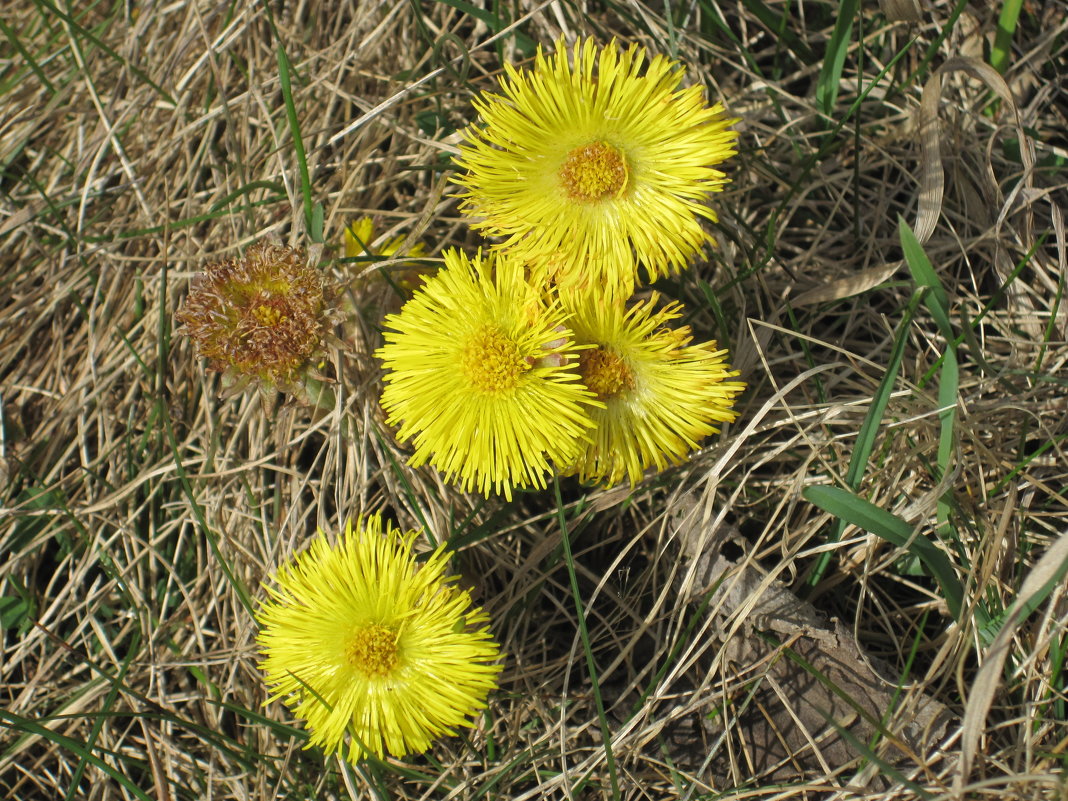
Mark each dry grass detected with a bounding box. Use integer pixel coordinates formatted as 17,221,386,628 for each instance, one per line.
2,0,1067,798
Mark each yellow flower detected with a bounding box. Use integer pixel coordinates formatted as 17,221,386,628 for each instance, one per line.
175,241,340,396
344,217,431,295
564,293,744,486
256,515,501,762
343,217,378,260
375,248,599,499
454,37,738,295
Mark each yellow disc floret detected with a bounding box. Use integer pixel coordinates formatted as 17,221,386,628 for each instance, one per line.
346,624,400,677
559,141,629,202
462,326,530,393
579,348,635,399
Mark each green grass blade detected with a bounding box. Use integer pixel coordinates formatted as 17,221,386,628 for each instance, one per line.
765,634,933,797
208,180,287,213
751,39,917,271
803,485,965,623
807,290,925,587
429,0,535,53
30,0,176,106
372,426,434,545
905,0,969,89
898,217,952,338
993,429,1068,495
552,477,620,801
842,295,921,489
816,0,860,115
310,201,324,243
815,706,934,798
979,533,1068,643
737,0,816,63
66,632,140,800
990,0,1024,74
899,217,960,538
161,409,255,616
275,44,316,241
0,710,154,800
915,234,1044,390
0,15,56,93
935,346,959,535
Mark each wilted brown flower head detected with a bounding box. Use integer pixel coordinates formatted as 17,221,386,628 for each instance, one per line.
176,241,340,395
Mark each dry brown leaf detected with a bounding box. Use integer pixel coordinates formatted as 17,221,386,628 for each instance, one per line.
673,501,956,782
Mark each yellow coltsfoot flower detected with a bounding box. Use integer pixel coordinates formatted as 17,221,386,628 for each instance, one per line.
344,217,432,296
256,515,502,762
564,292,744,486
375,248,599,499
454,37,739,295
176,241,340,397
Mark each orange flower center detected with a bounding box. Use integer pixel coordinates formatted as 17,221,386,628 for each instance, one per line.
346,624,400,677
579,347,635,400
558,141,628,202
462,326,529,393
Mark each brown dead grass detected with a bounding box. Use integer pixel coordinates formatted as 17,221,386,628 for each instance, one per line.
1,0,1067,799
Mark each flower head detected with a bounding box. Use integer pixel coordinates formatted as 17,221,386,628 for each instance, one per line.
375,248,599,499
256,515,501,762
176,241,339,396
563,293,744,486
344,217,432,296
454,37,738,295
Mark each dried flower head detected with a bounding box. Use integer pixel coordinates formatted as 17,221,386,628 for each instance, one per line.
176,241,340,396
256,515,501,762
